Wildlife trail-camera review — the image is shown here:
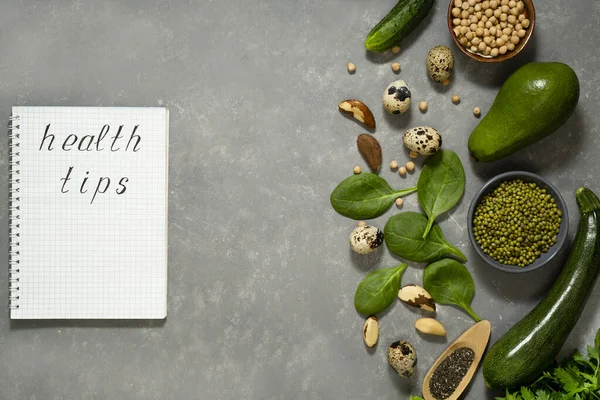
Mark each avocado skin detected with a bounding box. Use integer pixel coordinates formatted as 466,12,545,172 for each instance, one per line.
468,62,580,162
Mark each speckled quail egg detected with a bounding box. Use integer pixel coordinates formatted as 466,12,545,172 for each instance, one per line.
403,126,442,155
349,225,384,255
388,340,417,377
383,80,411,115
426,45,454,83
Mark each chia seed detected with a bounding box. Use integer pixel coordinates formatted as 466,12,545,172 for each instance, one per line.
429,347,475,400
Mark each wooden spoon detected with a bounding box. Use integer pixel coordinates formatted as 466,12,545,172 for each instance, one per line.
422,320,491,400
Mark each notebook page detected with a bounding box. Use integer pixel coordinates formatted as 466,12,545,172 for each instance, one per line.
10,107,168,319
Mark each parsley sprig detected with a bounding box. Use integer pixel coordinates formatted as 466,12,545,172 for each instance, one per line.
496,328,600,400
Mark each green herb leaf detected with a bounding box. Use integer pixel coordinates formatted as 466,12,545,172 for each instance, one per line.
423,259,481,322
354,264,407,315
330,173,417,220
384,212,466,263
595,328,600,352
417,149,465,238
520,387,535,400
535,390,551,400
409,396,424,400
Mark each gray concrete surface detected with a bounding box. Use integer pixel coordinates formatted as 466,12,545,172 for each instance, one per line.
0,0,599,399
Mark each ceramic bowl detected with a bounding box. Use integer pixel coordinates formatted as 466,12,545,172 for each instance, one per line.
447,0,536,63
467,171,568,273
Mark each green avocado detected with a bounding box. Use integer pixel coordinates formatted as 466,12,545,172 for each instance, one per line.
468,62,580,162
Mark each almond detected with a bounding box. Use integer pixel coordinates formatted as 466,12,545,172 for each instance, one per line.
363,316,379,348
338,99,376,130
398,284,436,312
357,134,382,172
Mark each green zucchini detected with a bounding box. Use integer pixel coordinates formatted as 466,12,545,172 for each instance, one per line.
482,187,600,389
365,0,434,52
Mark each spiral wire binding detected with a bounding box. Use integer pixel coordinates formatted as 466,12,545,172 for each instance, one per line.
8,115,21,309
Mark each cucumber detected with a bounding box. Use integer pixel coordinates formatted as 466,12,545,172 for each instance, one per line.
482,187,600,389
365,0,434,52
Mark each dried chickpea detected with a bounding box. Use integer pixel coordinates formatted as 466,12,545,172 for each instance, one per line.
462,2,469,9
409,151,419,159
518,13,526,21
454,0,462,6
347,63,356,73
353,165,361,174
418,101,428,112
462,9,470,18
500,13,508,21
500,21,508,28
390,160,399,169
510,35,519,44
499,45,508,54
478,42,486,51
485,20,493,28
472,37,481,46
473,107,481,117
391,63,401,73
501,5,509,13
405,161,415,172
468,6,474,13
496,37,505,46
510,7,519,16
398,166,407,176
452,7,461,17
453,18,461,26
470,23,478,31
474,4,481,12
501,0,509,5
392,45,401,53
482,0,490,8
482,15,488,22
485,8,493,17
502,27,512,35
468,0,476,6
452,95,461,104
517,29,527,38
470,14,478,23
507,14,517,24
484,46,492,55
358,221,367,227
515,23,522,30
491,48,499,57
461,19,469,26
517,0,524,11
459,26,468,34
507,42,515,51
466,31,475,40
490,0,498,8
459,37,468,46
493,8,501,17
395,198,404,207
470,45,478,52
476,27,484,36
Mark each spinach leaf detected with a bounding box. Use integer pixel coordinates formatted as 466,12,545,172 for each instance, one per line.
384,212,467,263
417,150,465,238
423,259,481,322
330,173,417,220
354,264,407,315
595,327,600,351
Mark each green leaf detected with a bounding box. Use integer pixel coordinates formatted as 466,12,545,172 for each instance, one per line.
330,173,417,220
535,390,552,400
409,396,424,400
555,367,585,394
588,345,600,363
521,387,536,400
417,149,465,238
384,212,467,263
423,259,481,322
354,264,407,315
595,328,600,352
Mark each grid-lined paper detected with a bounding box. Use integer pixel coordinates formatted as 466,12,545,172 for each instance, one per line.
10,106,168,319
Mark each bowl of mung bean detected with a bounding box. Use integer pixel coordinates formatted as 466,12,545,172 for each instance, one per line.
448,0,535,62
467,171,568,273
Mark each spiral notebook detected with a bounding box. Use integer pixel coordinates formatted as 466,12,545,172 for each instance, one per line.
9,106,169,319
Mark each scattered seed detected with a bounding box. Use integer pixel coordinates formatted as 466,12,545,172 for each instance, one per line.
419,101,428,112
443,79,451,86
347,63,356,74
396,198,404,207
391,45,401,53
391,62,401,73
358,221,366,227
409,151,419,159
399,166,407,176
473,107,481,117
353,165,361,174
390,160,399,169
452,95,461,104
405,161,415,172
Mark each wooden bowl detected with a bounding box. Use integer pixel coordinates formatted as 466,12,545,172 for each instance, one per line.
447,0,535,62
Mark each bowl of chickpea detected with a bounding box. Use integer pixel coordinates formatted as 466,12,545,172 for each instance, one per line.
447,0,535,62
